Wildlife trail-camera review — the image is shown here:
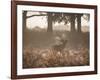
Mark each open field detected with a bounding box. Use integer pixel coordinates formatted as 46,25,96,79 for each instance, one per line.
23,29,89,68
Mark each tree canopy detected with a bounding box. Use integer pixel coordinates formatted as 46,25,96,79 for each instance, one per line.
23,11,90,32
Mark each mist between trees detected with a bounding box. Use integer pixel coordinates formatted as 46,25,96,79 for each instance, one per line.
23,11,90,33
22,11,90,68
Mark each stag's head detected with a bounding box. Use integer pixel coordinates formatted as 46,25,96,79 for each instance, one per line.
55,33,68,45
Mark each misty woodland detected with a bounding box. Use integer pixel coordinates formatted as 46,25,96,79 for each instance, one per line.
23,11,89,68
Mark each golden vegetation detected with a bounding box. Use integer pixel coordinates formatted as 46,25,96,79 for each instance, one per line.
23,46,89,68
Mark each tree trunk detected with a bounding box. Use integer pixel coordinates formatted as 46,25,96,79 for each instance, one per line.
70,15,76,32
77,15,81,32
23,11,27,31
47,13,53,32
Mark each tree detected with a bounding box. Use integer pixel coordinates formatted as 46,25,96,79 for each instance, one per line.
47,12,53,32
76,14,82,32
23,11,88,33
70,14,76,32
52,13,77,32
23,11,27,31
23,11,53,32
76,14,89,32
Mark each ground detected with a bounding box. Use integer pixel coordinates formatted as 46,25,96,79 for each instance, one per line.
23,29,89,68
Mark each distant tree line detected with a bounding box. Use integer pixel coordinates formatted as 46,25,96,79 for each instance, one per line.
23,11,89,33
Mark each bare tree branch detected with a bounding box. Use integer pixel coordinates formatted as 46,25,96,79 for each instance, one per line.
26,14,47,18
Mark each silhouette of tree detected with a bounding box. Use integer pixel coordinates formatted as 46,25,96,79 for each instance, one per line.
23,11,27,31
70,14,76,32
47,12,53,32
23,11,89,33
52,13,76,32
76,14,83,32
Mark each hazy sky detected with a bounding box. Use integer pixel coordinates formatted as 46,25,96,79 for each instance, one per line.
26,12,89,32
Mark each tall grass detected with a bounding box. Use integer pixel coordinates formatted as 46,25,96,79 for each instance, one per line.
23,47,89,68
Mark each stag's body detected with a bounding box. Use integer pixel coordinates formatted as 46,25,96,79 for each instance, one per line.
52,39,68,54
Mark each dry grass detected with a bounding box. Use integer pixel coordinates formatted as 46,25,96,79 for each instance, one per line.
23,46,89,68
